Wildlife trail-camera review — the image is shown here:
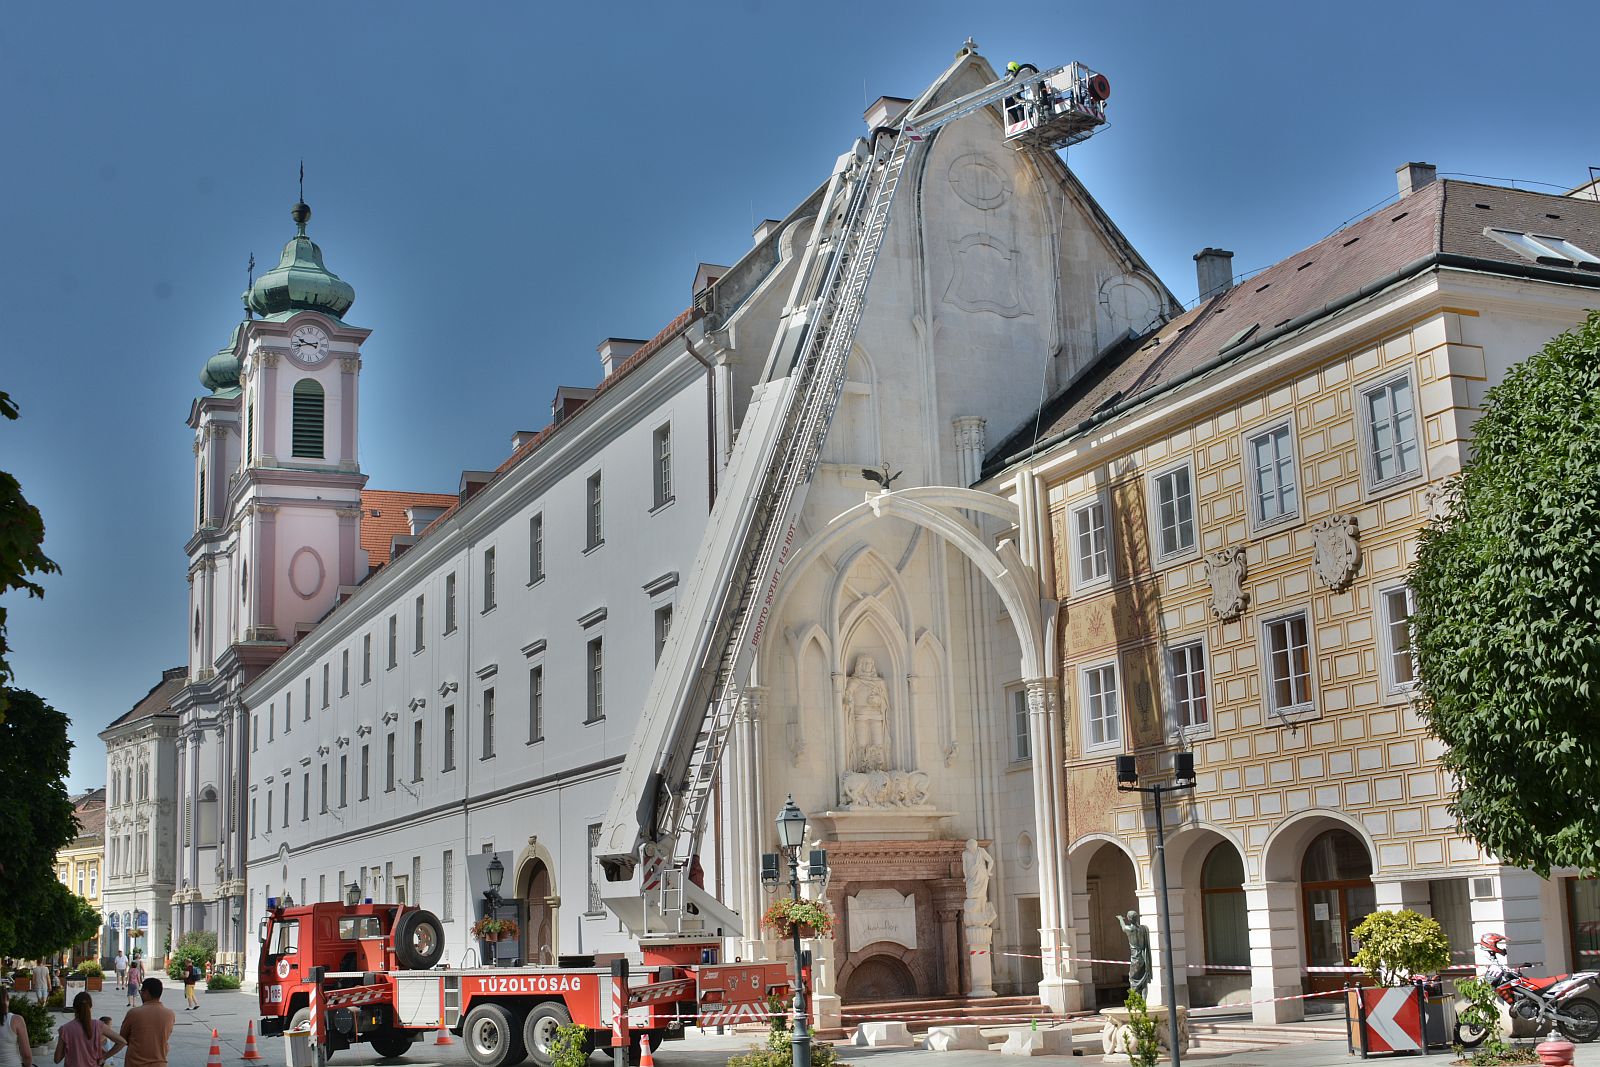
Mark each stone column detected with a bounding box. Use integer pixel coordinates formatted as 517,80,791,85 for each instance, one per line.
1025,678,1083,1011
1136,884,1190,1007
730,686,768,962
339,356,360,470
1244,880,1303,1023
337,506,362,588
951,416,987,487
1374,878,1432,914
1470,868,1548,969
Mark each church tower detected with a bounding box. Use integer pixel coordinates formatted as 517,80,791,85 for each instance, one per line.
173,197,369,967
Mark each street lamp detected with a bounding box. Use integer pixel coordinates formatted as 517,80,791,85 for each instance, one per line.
345,882,361,907
482,855,506,967
763,795,828,1067
1116,752,1196,1067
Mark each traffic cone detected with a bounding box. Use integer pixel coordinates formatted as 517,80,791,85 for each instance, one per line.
434,1023,454,1045
241,1020,263,1061
639,1034,655,1067
206,1028,223,1067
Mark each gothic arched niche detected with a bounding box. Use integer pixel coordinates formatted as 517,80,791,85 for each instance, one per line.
821,347,881,467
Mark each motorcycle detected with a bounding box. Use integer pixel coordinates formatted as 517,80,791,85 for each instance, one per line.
1455,933,1600,1045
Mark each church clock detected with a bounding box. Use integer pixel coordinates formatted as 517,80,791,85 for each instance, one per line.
290,323,330,363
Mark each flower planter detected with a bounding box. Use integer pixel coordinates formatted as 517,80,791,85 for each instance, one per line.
85,977,102,992
11,976,31,993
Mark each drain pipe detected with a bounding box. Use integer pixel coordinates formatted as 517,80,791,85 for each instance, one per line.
683,333,718,508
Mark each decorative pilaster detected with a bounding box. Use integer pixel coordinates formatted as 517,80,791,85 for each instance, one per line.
951,416,987,487
1025,677,1082,1012
731,686,768,962
340,356,360,468
337,506,362,587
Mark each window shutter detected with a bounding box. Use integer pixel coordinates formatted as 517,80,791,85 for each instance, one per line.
292,379,325,458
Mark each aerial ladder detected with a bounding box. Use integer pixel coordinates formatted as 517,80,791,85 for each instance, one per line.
596,58,1113,943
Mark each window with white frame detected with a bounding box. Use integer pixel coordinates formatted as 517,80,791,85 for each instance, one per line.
385,732,396,792
1011,688,1031,762
1248,424,1298,524
1264,611,1314,715
653,424,673,508
528,665,544,743
587,824,603,913
482,547,497,611
444,572,457,633
482,688,496,759
442,850,454,920
362,634,372,683
1082,661,1122,750
1072,497,1111,586
654,604,673,664
412,720,424,781
586,473,604,550
341,649,349,696
586,637,604,722
1362,375,1422,486
321,664,329,708
443,705,456,771
1169,639,1210,731
414,595,425,653
1153,464,1196,559
387,615,398,669
529,514,544,582
1381,586,1418,692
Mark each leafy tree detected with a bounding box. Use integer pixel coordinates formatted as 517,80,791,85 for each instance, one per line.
1350,909,1451,985
0,687,80,958
0,391,61,725
168,930,217,981
1411,310,1600,875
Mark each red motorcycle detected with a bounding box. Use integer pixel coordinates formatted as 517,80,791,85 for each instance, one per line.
1456,933,1600,1045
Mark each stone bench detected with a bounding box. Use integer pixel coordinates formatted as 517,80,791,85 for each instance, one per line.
1001,1027,1074,1057
853,1021,915,1047
925,1026,987,1052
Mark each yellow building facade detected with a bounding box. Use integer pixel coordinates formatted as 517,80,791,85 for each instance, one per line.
56,787,106,963
984,169,1600,1020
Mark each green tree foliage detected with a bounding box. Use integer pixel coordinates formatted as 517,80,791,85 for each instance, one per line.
0,391,61,725
6,995,53,1048
1411,310,1600,875
1350,909,1451,985
168,930,218,981
1122,990,1160,1067
0,688,81,958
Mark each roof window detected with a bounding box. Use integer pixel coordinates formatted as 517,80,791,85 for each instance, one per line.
1485,228,1600,270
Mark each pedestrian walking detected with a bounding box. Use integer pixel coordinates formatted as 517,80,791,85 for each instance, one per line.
118,979,173,1067
53,993,125,1067
123,959,142,1009
0,992,32,1067
30,964,47,1007
111,954,126,988
180,964,199,1011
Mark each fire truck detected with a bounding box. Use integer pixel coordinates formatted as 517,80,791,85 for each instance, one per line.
259,54,1111,1067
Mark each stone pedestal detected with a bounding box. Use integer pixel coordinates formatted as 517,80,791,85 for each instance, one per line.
1001,1027,1073,1057
852,1021,913,1047
965,923,996,998
926,1026,987,1051
1099,1005,1190,1062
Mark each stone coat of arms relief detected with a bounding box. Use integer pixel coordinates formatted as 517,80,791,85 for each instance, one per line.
1204,545,1249,621
1311,514,1362,591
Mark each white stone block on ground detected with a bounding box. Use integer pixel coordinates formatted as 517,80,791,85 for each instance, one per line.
925,1026,987,1052
1001,1027,1073,1057
853,1021,914,1047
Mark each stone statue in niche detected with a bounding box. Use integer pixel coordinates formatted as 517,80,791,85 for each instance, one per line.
961,839,996,928
844,655,891,773
1311,514,1362,591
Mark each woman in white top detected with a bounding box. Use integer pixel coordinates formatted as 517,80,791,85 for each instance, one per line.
0,997,33,1067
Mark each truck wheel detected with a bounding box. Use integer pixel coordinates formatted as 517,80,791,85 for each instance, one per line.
392,910,446,970
464,1003,527,1067
522,1002,572,1067
370,1032,415,1059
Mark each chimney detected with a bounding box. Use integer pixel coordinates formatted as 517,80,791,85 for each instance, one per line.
753,219,783,245
404,505,448,535
1194,247,1236,302
864,96,912,130
1396,162,1437,197
597,337,646,379
510,429,540,452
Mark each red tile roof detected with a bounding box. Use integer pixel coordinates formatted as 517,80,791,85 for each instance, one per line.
100,667,186,733
986,179,1600,475
360,490,457,567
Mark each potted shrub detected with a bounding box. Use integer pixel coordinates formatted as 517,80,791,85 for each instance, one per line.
470,917,520,943
1350,909,1452,1046
72,959,104,992
10,967,31,993
761,898,834,940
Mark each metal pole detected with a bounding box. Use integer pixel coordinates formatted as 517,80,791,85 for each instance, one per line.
1152,787,1182,1067
789,850,811,1067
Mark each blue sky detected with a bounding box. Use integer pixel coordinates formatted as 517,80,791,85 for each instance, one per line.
3,0,1595,791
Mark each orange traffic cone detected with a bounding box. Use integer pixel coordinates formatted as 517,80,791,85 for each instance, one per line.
639,1034,655,1067
206,1028,223,1067
434,1023,454,1045
241,1020,263,1061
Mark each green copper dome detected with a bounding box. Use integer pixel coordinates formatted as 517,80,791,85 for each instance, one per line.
244,201,355,321
199,323,244,396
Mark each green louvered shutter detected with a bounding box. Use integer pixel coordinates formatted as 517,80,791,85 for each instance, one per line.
292,380,325,458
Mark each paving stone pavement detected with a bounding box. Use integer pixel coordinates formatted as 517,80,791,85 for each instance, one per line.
27,992,1600,1067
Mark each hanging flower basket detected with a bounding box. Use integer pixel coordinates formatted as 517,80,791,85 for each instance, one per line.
762,898,833,938
471,917,519,943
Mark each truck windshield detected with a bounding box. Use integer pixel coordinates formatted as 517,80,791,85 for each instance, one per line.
271,919,299,956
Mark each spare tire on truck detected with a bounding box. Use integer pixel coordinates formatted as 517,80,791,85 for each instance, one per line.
391,909,445,970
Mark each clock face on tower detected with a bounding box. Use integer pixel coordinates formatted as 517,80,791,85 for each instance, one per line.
290,324,330,364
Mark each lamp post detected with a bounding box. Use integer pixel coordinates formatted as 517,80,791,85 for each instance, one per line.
763,795,829,1067
1116,752,1197,1067
346,882,361,907
483,855,505,967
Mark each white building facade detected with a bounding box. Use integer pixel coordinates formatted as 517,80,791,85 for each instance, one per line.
100,667,185,961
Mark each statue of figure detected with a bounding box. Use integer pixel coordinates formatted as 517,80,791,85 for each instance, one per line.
962,839,996,928
844,655,891,773
1117,910,1151,998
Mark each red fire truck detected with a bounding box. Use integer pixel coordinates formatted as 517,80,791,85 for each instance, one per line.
257,897,790,1066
